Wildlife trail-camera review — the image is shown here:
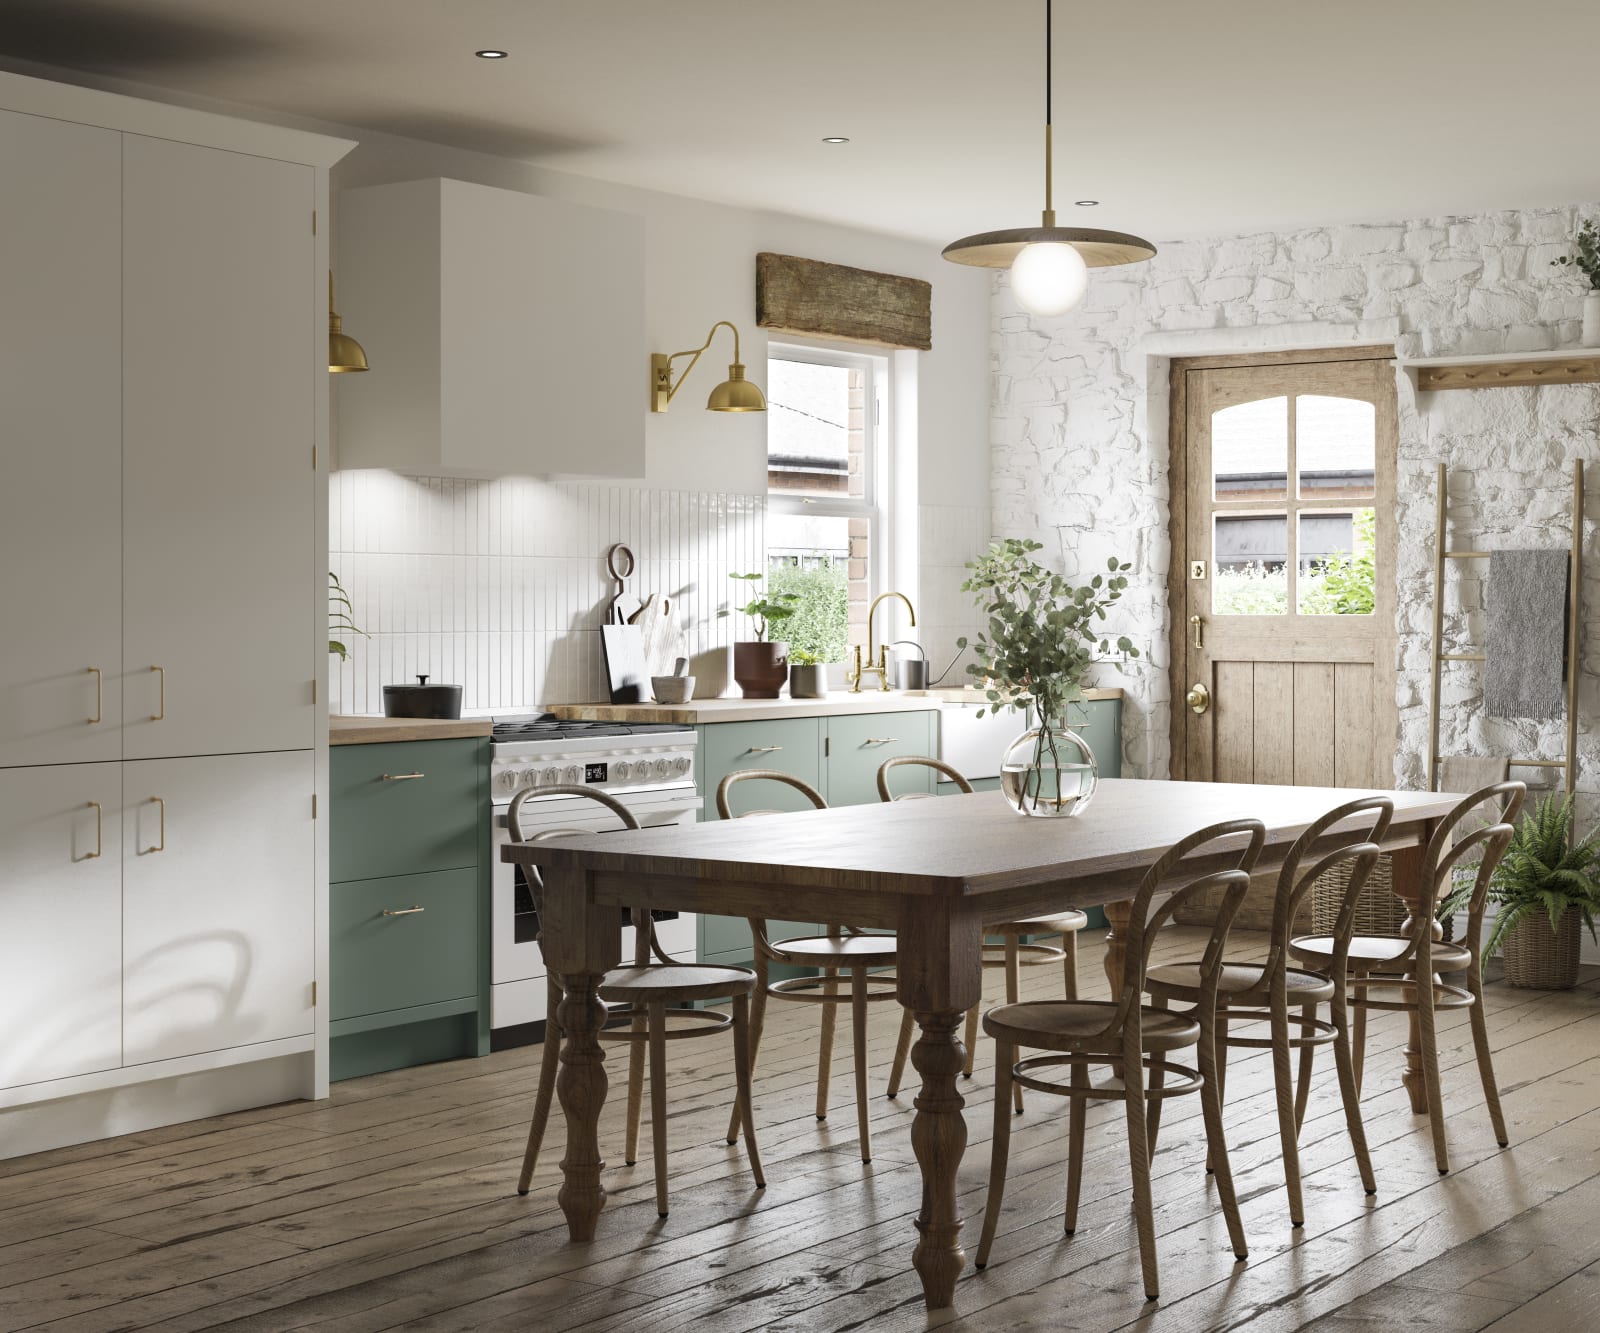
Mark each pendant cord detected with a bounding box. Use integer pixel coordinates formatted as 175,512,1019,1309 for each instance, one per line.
1043,0,1054,222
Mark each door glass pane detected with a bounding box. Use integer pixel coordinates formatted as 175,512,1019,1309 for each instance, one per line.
1213,396,1288,501
1213,512,1288,614
1298,509,1376,615
1297,395,1375,500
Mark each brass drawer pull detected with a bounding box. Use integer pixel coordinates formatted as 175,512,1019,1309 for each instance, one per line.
747,746,782,755
84,801,102,859
87,667,102,725
382,906,425,917
863,737,897,745
150,665,165,721
381,771,426,781
147,796,165,853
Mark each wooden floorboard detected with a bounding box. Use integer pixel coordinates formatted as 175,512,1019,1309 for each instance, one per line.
2,928,1598,1332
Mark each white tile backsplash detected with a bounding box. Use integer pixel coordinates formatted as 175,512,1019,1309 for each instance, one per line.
330,470,765,714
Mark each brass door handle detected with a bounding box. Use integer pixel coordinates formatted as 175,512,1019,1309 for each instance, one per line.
84,801,102,859
382,906,425,917
381,771,425,781
150,665,165,721
87,667,102,725
146,796,165,853
747,746,783,755
1189,615,1204,650
1186,683,1211,715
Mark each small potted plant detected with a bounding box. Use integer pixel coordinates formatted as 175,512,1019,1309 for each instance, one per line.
958,540,1137,818
788,649,827,699
1550,218,1600,347
718,572,799,699
1446,793,1600,990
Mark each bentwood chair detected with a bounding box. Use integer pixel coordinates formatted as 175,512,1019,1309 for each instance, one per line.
1291,782,1525,1175
717,769,898,1164
876,755,1087,1113
976,818,1264,1302
1144,796,1393,1227
509,785,764,1217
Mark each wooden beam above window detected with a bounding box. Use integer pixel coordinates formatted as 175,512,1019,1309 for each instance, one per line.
756,252,932,351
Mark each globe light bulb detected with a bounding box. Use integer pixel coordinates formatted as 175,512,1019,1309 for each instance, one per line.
1009,241,1089,316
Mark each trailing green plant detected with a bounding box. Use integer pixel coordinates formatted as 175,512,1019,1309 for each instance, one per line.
329,570,368,661
1443,792,1600,961
956,539,1138,724
767,561,848,662
1551,219,1600,290
717,571,800,642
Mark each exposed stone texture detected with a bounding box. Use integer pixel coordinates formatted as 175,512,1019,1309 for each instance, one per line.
991,205,1600,827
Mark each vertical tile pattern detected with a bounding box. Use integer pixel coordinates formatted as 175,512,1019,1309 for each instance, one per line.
918,503,990,686
329,470,765,713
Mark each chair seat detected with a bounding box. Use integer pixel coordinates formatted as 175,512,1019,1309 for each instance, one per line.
599,963,757,1002
770,933,900,965
983,1000,1200,1054
985,909,1089,936
1290,934,1472,973
1146,960,1334,1005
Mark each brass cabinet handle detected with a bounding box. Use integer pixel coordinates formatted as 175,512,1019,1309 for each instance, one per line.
150,665,165,721
747,746,782,755
863,737,897,746
1186,683,1211,715
147,796,165,852
87,667,102,725
382,906,425,917
84,801,102,859
381,771,425,781
1189,615,1204,650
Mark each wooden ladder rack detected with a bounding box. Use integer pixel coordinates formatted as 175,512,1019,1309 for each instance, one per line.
1427,460,1583,795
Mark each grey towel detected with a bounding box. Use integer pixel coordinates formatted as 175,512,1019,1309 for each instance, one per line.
1484,549,1568,721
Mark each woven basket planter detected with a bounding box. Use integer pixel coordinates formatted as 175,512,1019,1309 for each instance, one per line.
1500,910,1583,990
1311,853,1407,937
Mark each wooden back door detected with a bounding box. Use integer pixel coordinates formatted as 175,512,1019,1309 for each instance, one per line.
1173,353,1398,789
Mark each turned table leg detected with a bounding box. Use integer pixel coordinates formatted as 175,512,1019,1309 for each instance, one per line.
911,1010,968,1306
1388,842,1433,1115
555,972,609,1240
1102,900,1132,996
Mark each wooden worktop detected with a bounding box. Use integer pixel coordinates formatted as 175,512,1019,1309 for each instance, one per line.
547,686,1122,726
330,715,493,745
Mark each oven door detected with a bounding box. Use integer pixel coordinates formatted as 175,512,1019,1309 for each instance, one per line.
490,787,701,1029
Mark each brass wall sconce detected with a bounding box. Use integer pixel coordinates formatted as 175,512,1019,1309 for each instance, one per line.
328,270,369,374
650,320,765,412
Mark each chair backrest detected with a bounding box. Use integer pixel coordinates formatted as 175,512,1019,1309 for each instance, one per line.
1268,796,1394,977
715,768,828,820
1424,781,1525,956
876,754,974,802
508,784,665,966
1105,818,1266,1040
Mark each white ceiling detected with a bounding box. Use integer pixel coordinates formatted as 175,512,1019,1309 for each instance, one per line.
5,0,1600,245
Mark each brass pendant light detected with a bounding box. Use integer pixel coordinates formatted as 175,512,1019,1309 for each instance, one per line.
942,0,1154,313
328,270,370,374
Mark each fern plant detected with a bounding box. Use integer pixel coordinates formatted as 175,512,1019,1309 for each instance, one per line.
1445,793,1600,960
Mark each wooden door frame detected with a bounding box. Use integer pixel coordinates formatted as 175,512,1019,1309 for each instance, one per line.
1166,345,1400,782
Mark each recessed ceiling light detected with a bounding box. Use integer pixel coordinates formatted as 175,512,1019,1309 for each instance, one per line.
1075,199,1099,207
821,136,850,144
474,49,509,59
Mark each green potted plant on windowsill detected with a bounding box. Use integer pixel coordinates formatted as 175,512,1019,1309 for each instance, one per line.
788,649,827,699
718,572,800,699
958,540,1138,818
1445,792,1600,990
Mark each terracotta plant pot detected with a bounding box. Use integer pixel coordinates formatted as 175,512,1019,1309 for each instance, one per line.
733,641,789,699
1500,909,1583,990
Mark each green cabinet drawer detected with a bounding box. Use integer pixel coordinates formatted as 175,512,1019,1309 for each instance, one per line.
828,709,937,807
331,738,484,883
331,868,478,1021
701,717,822,819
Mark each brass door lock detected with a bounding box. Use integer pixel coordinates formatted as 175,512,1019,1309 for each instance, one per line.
1186,683,1211,715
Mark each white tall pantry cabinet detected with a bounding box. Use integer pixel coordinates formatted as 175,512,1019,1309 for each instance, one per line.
0,72,352,1158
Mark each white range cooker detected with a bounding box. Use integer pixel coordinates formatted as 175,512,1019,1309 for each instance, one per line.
489,714,700,1034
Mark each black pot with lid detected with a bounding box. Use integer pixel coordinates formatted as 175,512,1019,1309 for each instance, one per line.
382,675,464,720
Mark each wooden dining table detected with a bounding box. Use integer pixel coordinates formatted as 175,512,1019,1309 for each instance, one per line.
504,777,1461,1312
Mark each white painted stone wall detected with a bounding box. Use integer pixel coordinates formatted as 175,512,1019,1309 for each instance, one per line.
991,206,1600,826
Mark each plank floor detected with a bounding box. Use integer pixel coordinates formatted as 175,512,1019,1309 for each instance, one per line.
3,927,1599,1332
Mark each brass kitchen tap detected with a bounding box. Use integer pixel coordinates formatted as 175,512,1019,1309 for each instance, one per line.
847,591,916,693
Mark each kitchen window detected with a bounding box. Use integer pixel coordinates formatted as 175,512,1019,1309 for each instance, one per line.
765,344,887,665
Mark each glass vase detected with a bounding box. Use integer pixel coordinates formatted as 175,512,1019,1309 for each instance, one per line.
1000,719,1098,818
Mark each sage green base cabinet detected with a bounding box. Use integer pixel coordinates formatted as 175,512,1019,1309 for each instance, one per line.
329,737,490,1080
695,708,935,967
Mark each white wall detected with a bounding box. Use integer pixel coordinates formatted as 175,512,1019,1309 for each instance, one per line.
990,206,1600,829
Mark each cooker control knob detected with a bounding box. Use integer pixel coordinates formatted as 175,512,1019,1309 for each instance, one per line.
653,758,671,779
562,764,581,784
672,755,691,776
613,760,631,782
541,765,561,786
495,768,521,795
